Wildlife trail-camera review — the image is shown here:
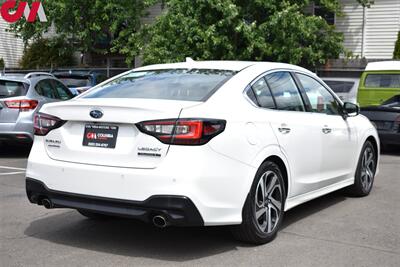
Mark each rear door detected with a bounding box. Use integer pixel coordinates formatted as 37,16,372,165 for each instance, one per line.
0,80,29,123
262,71,324,197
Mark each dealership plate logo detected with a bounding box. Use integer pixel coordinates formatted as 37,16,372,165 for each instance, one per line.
90,110,103,119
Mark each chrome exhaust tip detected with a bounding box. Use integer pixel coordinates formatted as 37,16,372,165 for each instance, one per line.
152,215,168,228
41,198,53,209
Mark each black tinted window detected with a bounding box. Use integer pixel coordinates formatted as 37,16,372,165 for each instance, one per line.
53,80,74,100
251,78,275,109
36,80,57,99
365,74,400,88
84,69,236,102
324,80,355,93
265,72,305,111
0,80,28,98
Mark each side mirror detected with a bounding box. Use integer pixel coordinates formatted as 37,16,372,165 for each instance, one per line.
342,102,359,118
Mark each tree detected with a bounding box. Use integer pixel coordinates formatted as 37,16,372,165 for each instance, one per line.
9,0,157,58
0,58,4,69
394,32,400,60
357,0,374,8
128,0,344,67
19,37,75,69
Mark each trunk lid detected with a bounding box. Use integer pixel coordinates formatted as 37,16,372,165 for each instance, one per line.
41,98,201,169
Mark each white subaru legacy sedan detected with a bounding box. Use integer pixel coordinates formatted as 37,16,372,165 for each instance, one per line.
26,61,379,244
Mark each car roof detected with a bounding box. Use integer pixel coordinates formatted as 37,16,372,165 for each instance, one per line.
365,61,400,71
0,73,57,84
134,60,314,75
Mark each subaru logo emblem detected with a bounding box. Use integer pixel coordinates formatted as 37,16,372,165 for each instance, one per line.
90,110,103,119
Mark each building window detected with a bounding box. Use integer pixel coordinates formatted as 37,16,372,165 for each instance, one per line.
314,5,335,25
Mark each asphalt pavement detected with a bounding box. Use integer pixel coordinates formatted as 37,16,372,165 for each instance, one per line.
0,144,399,267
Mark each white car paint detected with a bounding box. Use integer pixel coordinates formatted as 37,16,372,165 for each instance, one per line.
26,61,379,226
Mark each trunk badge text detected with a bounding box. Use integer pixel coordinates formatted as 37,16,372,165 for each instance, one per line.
138,147,162,157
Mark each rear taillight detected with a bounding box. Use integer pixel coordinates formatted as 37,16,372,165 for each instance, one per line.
34,113,65,136
136,119,226,145
4,100,38,111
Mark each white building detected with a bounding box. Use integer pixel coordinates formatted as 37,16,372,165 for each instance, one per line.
0,17,25,68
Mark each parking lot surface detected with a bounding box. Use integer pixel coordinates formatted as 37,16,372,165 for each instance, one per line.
0,145,399,267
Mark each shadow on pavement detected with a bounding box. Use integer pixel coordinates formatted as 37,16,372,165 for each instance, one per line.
24,190,349,261
0,143,32,158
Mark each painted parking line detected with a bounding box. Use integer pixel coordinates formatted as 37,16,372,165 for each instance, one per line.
0,166,26,171
0,171,25,176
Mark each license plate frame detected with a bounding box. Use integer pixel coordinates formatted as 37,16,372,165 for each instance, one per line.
82,124,119,149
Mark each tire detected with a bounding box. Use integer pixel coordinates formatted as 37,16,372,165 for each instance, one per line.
347,141,377,197
231,161,286,244
77,209,112,220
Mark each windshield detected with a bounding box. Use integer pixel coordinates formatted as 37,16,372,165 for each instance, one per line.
324,80,355,93
365,74,400,88
83,69,236,102
58,77,91,88
0,80,28,98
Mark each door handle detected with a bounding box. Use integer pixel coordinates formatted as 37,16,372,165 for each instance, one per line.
278,124,291,134
322,126,332,134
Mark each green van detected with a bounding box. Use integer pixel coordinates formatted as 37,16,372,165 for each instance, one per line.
357,61,400,107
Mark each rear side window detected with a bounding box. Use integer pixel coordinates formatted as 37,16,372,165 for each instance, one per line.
0,80,28,98
52,80,74,100
84,69,236,102
251,78,276,109
36,79,57,99
265,72,305,112
365,74,400,88
324,80,355,93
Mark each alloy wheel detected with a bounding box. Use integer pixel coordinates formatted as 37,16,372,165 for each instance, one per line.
254,171,283,233
360,146,375,192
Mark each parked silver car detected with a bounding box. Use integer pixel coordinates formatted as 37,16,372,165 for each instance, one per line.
322,77,360,104
0,72,74,143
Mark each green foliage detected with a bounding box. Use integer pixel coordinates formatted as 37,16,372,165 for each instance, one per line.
19,38,75,69
9,0,158,54
0,58,4,69
357,0,374,8
129,0,344,67
394,32,400,60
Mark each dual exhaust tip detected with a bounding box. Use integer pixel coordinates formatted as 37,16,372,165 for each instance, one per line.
36,197,170,228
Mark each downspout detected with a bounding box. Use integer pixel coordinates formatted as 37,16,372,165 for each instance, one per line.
361,6,367,58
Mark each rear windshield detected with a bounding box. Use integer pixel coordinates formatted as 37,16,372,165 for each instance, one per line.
83,69,236,101
324,80,355,93
57,77,91,88
365,74,400,88
0,80,28,98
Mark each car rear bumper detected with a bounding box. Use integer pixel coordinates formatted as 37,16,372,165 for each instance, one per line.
0,121,34,142
26,137,256,226
0,133,33,142
26,178,204,226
